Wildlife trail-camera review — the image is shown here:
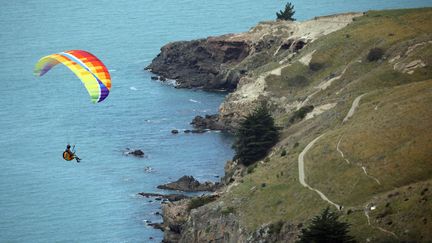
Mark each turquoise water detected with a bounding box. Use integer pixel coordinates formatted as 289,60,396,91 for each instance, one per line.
1,0,431,242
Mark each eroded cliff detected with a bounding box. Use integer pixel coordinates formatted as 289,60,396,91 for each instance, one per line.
147,8,432,242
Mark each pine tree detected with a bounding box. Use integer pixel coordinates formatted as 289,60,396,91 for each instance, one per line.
233,105,279,166
298,207,356,243
276,2,296,21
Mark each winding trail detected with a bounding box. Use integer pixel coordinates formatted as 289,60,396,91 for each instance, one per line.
343,93,366,123
298,134,342,210
361,166,381,185
336,136,351,164
337,137,381,185
364,206,399,239
339,94,382,185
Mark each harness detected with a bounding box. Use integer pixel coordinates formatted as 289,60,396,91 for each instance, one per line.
63,150,74,161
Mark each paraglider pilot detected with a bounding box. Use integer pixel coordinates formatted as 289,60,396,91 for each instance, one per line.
63,144,81,163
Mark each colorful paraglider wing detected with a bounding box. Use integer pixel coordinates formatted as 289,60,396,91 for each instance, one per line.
34,50,111,103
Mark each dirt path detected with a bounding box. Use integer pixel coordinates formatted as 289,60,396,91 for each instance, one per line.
336,136,351,164
343,93,366,123
337,136,381,185
298,134,342,210
364,205,399,239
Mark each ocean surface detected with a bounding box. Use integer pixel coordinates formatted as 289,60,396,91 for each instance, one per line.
0,0,430,242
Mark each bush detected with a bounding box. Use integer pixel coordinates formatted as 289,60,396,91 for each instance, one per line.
286,75,309,87
269,220,284,235
247,164,257,174
297,207,356,243
188,196,216,210
221,207,235,216
309,62,324,71
367,47,384,62
233,105,279,166
276,2,296,21
289,105,314,124
280,149,287,156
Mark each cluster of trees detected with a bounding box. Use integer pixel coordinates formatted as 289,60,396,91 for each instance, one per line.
298,207,356,243
233,104,279,166
276,2,296,21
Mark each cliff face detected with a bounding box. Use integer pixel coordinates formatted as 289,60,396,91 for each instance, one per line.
148,8,432,243
146,36,250,91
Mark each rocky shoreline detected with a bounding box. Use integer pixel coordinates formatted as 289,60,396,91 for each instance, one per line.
144,13,363,242
141,9,432,242
157,175,219,192
145,35,250,92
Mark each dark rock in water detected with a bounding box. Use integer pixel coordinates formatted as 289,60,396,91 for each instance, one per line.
191,114,225,131
160,76,167,81
157,175,219,192
125,149,145,157
138,192,190,202
151,76,159,80
155,198,162,201
148,222,164,231
171,129,179,134
191,129,206,134
184,130,191,133
145,36,251,91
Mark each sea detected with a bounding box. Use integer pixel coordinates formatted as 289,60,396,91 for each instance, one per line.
0,0,430,242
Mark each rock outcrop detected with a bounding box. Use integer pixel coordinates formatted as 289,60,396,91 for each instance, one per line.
145,36,251,91
157,175,219,192
124,148,145,157
190,114,225,131
138,192,190,202
147,13,362,131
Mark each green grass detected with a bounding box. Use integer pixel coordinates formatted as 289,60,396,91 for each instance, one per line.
208,8,432,241
188,196,217,210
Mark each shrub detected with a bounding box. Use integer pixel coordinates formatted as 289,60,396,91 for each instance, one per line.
280,149,287,156
269,220,285,235
297,207,356,243
233,105,279,166
276,2,296,21
367,47,384,62
289,105,314,124
221,207,235,216
309,62,324,71
188,196,216,210
247,164,257,174
287,75,309,87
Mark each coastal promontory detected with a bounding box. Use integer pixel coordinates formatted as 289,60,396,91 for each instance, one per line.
147,8,432,242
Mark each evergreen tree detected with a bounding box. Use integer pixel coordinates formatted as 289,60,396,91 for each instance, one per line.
276,2,296,21
233,104,279,166
298,207,356,243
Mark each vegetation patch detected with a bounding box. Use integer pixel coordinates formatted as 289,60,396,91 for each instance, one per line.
268,220,284,235
286,75,310,87
298,207,355,243
276,2,296,21
288,105,314,124
367,47,385,61
233,105,279,166
221,207,236,216
188,196,217,210
309,61,325,71
280,149,287,157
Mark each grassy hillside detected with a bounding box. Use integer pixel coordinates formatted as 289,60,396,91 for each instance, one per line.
215,8,432,242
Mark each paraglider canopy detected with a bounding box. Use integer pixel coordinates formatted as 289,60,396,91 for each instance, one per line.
34,50,111,103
